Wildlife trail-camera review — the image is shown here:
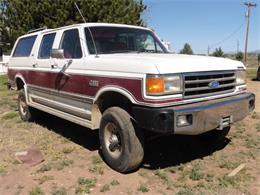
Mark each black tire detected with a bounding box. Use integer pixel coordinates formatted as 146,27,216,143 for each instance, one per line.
18,89,39,121
99,107,144,173
257,67,260,81
200,126,231,143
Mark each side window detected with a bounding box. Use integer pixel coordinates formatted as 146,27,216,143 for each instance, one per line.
38,33,56,59
60,29,82,59
13,35,37,57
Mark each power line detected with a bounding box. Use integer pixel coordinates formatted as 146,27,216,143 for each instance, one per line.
208,21,245,53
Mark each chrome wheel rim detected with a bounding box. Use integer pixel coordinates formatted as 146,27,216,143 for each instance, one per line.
104,122,122,159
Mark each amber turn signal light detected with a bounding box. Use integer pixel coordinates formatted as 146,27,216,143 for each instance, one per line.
146,77,164,95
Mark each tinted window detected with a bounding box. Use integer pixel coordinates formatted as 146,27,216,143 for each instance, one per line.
60,29,82,59
38,33,56,59
13,35,37,57
84,27,166,54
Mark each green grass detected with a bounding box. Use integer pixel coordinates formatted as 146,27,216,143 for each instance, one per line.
189,163,204,181
110,179,120,186
75,177,96,194
100,184,110,192
137,183,149,193
246,68,257,80
37,175,54,184
29,186,44,195
52,187,67,195
89,155,104,175
0,75,8,90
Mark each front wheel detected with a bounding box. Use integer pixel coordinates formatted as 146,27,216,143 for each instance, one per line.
99,107,144,173
18,89,39,121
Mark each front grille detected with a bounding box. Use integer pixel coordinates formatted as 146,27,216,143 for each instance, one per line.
184,71,236,99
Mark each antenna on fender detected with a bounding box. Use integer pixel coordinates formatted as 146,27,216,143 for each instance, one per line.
74,2,99,58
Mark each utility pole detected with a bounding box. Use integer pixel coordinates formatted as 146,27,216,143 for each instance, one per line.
237,40,239,53
207,46,210,56
244,2,257,65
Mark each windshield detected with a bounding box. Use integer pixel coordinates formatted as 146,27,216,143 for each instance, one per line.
85,27,167,54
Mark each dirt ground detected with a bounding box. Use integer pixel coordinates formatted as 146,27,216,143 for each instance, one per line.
0,77,259,195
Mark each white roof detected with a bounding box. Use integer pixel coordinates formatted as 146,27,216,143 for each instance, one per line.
20,23,150,38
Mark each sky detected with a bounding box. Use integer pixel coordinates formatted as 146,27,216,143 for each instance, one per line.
143,0,259,54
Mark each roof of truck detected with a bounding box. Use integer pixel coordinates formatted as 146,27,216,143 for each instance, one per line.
20,23,150,38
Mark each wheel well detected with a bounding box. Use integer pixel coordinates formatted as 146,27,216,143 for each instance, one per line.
16,78,25,90
95,92,133,114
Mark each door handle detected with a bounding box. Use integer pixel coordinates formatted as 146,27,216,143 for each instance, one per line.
32,63,38,68
51,64,58,69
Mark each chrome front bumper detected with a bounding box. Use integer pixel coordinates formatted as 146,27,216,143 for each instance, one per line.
133,93,255,135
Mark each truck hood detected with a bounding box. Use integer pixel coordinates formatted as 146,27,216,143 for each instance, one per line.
95,53,245,74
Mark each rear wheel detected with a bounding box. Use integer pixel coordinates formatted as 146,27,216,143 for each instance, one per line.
99,107,144,173
18,89,39,121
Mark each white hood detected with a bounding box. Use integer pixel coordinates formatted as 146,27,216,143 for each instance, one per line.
89,53,245,74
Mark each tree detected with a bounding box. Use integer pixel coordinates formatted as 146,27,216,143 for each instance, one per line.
179,43,193,55
212,47,224,57
0,0,147,52
235,52,244,61
258,53,260,65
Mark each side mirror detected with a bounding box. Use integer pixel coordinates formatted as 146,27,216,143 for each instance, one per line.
0,48,3,62
50,49,64,59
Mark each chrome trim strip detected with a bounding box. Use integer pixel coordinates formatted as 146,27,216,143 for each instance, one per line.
185,83,235,92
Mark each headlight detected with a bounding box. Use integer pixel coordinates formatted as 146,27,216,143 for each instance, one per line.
235,70,246,85
146,74,183,96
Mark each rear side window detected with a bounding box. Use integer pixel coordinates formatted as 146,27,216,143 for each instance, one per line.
13,35,37,57
38,33,56,59
60,29,82,59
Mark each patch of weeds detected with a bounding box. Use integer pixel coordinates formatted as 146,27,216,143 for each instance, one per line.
189,163,204,181
244,137,259,149
75,177,96,194
110,179,120,186
137,183,149,193
256,123,260,132
176,188,193,195
218,157,241,170
218,175,237,188
1,111,18,120
52,187,67,195
251,112,259,119
89,155,104,175
29,186,44,195
62,146,74,154
55,159,74,171
37,175,54,184
0,165,7,176
37,163,52,173
205,173,214,182
154,169,173,189
100,184,110,192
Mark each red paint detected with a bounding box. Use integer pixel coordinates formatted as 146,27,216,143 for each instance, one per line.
8,68,182,105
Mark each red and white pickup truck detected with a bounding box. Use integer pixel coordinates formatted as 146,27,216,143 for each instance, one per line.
7,23,255,172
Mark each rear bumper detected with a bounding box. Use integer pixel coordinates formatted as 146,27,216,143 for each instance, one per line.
132,93,255,135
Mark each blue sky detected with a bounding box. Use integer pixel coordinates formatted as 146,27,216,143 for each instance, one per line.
143,0,259,54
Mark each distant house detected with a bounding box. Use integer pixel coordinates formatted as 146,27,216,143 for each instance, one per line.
0,55,10,75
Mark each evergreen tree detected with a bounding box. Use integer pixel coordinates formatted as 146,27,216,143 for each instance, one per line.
212,47,224,57
179,43,193,55
235,52,244,61
0,0,147,52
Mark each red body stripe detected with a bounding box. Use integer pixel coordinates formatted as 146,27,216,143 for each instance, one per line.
8,69,182,105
